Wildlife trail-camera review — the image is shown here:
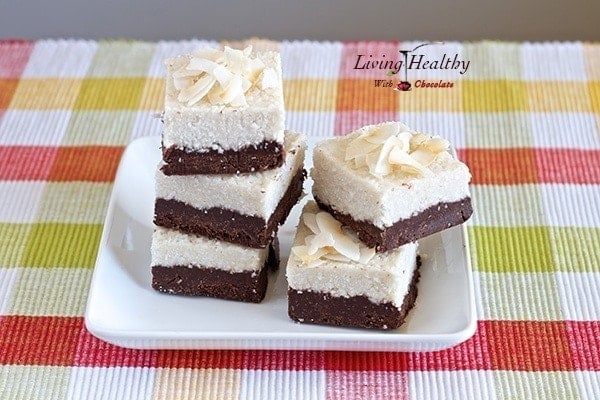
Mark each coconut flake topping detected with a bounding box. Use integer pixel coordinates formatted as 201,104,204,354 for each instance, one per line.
169,45,278,107
345,122,450,178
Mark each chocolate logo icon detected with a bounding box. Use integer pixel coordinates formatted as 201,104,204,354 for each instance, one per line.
396,81,411,92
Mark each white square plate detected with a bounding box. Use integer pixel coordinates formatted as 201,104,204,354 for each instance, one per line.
84,136,476,351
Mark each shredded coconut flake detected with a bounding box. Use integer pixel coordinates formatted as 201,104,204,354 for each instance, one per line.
169,45,276,107
291,210,375,267
345,122,450,178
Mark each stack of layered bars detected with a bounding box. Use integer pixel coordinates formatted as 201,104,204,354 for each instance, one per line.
286,121,473,329
150,46,306,303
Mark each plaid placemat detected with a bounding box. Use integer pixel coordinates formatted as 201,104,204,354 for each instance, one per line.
0,39,599,399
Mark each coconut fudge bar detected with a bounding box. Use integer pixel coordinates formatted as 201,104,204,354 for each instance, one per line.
151,226,279,302
286,201,420,330
162,45,286,175
312,121,472,252
154,131,306,248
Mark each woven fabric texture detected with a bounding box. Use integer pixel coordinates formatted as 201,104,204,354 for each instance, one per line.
0,39,599,400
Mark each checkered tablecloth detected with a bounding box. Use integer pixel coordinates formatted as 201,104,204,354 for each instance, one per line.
0,39,599,399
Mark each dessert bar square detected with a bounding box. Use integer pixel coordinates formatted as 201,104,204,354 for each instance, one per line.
286,201,420,330
312,122,472,252
151,226,279,303
154,131,306,248
162,46,285,174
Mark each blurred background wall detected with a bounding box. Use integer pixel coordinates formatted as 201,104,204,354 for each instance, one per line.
1,0,598,41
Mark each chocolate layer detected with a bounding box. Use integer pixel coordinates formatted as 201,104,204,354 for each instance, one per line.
316,197,473,252
162,140,285,175
154,169,306,248
152,238,280,302
288,257,421,330
268,236,280,272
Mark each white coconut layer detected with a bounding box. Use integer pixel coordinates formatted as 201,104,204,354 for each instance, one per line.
311,131,471,229
162,51,285,152
286,201,418,307
155,130,305,219
151,226,271,273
